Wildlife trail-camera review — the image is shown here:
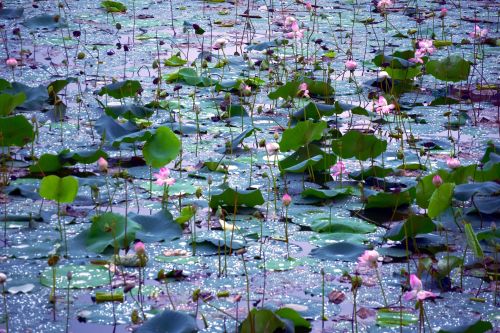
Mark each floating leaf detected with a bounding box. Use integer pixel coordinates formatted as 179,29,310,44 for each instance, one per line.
437,319,493,333
275,308,311,331
210,187,264,209
101,0,127,13
40,265,110,289
240,309,285,333
376,308,418,327
384,215,436,241
136,310,198,333
86,213,141,253
310,242,368,262
311,217,375,234
98,80,142,99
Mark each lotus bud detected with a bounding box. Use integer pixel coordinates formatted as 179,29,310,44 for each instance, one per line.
0,273,7,284
432,175,443,188
282,193,292,207
97,157,108,173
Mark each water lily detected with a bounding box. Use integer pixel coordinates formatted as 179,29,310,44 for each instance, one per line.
469,25,488,39
345,59,357,71
5,58,18,68
330,161,346,179
404,274,436,301
297,82,309,98
282,193,292,207
285,21,304,39
212,38,228,50
239,82,252,96
357,250,380,270
97,157,108,172
375,96,395,115
409,49,425,64
377,0,392,10
154,167,176,186
265,142,280,155
418,39,435,55
446,157,461,169
284,16,296,28
432,174,443,188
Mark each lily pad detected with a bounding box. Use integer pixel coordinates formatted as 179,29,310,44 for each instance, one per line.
310,242,368,262
40,265,110,289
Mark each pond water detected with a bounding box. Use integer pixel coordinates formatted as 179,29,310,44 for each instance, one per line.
0,0,499,332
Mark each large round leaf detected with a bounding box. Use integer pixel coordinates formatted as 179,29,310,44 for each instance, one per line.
40,264,110,289
136,310,198,333
86,212,142,253
279,120,327,152
143,126,181,168
426,55,471,82
332,131,387,161
310,242,368,262
0,114,34,147
39,175,78,203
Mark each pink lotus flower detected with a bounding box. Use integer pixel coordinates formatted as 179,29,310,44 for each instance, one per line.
446,157,460,169
330,161,346,179
5,58,18,68
282,193,292,207
212,38,228,50
357,250,380,269
297,82,309,98
375,96,395,115
432,175,443,188
377,0,392,10
284,16,296,28
409,49,425,64
439,7,447,18
265,142,280,155
285,21,304,39
239,83,252,96
154,167,176,186
345,60,357,71
418,39,435,55
305,2,312,11
469,25,488,39
134,241,146,255
404,274,436,301
97,157,108,172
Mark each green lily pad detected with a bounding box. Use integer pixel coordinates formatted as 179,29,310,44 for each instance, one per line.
428,183,455,218
143,126,181,168
426,55,471,82
86,212,142,253
0,114,34,147
310,242,368,262
376,308,418,327
98,80,142,99
209,187,264,209
40,265,110,289
332,131,387,161
437,319,493,333
279,120,327,152
39,175,78,203
384,215,436,241
136,310,198,333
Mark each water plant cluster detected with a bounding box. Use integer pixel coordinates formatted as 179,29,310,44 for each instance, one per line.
0,0,499,332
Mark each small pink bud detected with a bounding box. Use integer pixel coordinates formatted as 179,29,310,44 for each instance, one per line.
97,157,108,172
305,2,312,11
282,193,292,207
439,7,447,18
134,241,146,255
6,58,18,68
432,175,443,188
345,60,357,71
